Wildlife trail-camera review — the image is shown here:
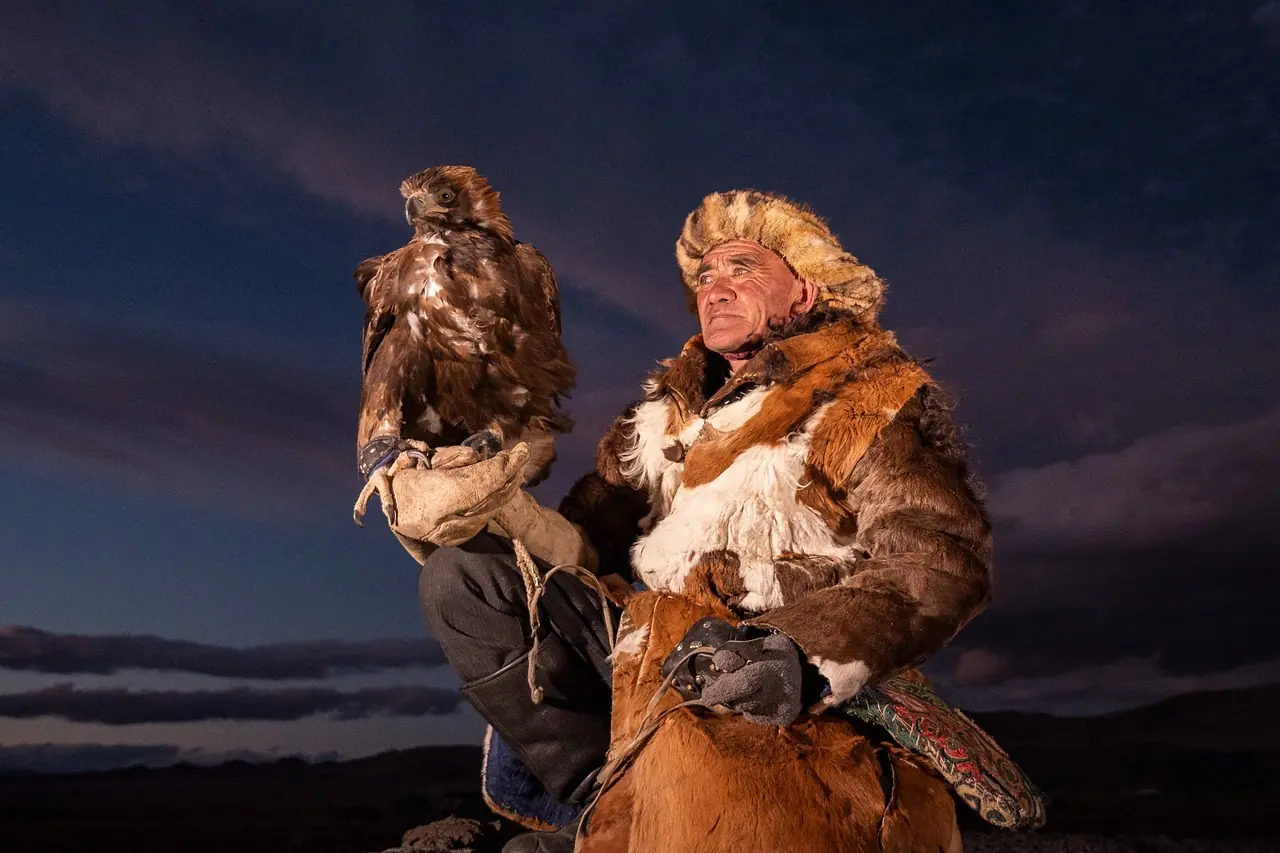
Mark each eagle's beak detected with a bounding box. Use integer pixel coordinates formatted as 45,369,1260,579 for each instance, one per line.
405,194,445,224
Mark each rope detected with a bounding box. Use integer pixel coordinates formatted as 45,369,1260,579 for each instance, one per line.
511,538,617,705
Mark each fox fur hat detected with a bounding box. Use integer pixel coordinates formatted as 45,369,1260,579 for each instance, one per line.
675,190,885,323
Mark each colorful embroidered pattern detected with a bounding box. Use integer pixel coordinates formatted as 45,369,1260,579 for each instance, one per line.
842,669,1048,830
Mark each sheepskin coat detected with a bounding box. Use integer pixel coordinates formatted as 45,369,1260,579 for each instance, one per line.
561,310,992,705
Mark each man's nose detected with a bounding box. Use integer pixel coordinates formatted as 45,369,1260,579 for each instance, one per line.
705,278,735,302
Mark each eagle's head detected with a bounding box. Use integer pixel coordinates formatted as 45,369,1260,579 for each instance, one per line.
399,165,513,239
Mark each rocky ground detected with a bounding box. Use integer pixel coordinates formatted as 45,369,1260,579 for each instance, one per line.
367,819,1280,853
961,832,1280,853
360,819,1280,850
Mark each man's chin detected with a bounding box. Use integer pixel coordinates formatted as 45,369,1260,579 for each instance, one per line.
704,333,760,360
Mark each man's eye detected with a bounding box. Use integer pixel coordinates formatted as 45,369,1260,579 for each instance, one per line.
698,273,714,286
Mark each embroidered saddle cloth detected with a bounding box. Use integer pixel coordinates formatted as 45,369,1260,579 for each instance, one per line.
841,668,1047,830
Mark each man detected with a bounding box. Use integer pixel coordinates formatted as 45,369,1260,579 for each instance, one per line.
393,191,992,852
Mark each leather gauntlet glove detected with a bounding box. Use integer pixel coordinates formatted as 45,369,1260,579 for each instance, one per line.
660,617,806,726
388,443,529,564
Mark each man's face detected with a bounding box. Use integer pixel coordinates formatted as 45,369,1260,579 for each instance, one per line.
694,239,813,358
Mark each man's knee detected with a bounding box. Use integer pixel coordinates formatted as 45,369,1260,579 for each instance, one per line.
418,533,527,643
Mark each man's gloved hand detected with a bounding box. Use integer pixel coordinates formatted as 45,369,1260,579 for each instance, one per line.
659,617,805,726
388,442,530,562
489,488,599,572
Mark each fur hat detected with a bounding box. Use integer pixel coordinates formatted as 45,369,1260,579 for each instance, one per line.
675,190,885,323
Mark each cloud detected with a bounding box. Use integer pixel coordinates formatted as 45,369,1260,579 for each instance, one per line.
916,409,1280,697
0,308,354,504
0,683,460,724
951,648,1010,687
0,284,675,510
0,627,446,678
0,2,403,218
931,652,1280,716
989,408,1280,551
0,2,908,330
1253,2,1280,38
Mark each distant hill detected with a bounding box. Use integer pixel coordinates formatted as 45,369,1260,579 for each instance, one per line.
964,684,1280,840
970,683,1280,751
2,684,1278,851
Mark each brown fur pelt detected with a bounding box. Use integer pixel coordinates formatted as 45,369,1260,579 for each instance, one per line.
579,590,962,853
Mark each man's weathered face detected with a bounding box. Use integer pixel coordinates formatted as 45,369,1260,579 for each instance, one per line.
695,239,814,360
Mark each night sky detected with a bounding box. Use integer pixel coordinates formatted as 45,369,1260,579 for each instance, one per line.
1,1,1277,771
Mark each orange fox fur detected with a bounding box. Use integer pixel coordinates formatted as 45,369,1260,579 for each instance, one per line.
579,590,962,853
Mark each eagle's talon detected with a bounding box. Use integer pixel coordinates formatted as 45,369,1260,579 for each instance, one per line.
352,466,398,527
401,438,434,469
462,430,502,460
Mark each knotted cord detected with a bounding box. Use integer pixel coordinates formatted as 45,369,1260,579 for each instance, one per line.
511,538,617,704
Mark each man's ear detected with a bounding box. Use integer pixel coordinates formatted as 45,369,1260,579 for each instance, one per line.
791,276,818,316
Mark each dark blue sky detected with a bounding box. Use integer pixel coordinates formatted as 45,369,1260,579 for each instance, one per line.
1,0,1277,766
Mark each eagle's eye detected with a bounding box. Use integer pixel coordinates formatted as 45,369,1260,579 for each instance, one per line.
438,189,455,204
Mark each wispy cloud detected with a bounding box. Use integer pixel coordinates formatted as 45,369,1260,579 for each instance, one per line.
0,627,445,678
0,683,460,724
989,407,1280,551
917,408,1280,704
0,308,354,504
0,2,406,218
932,653,1280,717
0,288,674,509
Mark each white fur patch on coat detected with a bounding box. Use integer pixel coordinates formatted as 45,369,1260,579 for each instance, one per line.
619,398,704,527
629,389,859,613
811,657,871,707
618,400,672,491
609,624,649,662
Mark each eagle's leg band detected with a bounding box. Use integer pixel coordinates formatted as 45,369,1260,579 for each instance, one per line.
358,436,405,481
461,429,503,460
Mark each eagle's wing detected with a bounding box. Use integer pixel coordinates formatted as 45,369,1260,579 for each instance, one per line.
355,253,395,378
514,242,562,340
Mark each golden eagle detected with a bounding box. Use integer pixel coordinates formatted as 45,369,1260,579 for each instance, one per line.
352,166,574,526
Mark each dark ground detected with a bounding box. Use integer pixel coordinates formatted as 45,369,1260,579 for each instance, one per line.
3,686,1279,853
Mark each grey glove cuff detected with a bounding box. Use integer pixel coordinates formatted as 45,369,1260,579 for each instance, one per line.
700,637,804,726
662,619,806,726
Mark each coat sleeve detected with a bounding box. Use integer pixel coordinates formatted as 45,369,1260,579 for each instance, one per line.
558,405,652,581
749,386,992,705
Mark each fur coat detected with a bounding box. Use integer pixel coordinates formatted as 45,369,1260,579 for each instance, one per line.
561,310,992,706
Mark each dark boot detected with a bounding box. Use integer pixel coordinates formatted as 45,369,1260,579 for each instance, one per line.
461,629,611,803
501,813,581,853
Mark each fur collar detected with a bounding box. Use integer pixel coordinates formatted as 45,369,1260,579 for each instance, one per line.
645,311,904,416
